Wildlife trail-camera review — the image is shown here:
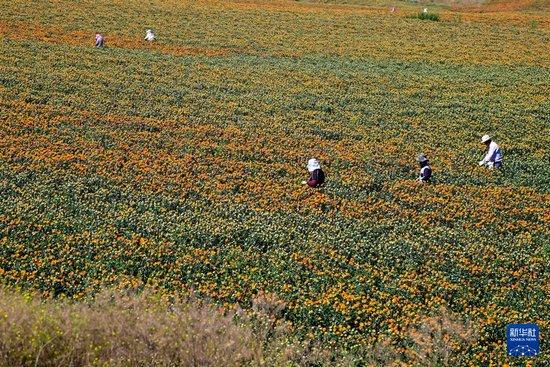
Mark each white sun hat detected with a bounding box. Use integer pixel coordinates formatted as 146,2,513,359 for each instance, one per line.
417,154,428,163
481,134,491,143
307,158,321,172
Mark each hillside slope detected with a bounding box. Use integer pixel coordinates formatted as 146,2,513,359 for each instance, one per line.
0,1,548,366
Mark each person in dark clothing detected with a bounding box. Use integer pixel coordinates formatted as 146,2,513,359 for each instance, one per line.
416,154,432,184
302,158,325,188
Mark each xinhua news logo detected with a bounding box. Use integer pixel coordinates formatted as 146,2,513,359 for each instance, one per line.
506,324,540,357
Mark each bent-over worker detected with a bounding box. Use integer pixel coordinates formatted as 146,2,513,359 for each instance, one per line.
417,154,432,183
95,33,104,48
302,158,325,188
479,135,503,169
145,29,156,42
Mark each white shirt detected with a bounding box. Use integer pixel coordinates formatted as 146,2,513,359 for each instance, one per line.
145,31,155,41
482,141,503,163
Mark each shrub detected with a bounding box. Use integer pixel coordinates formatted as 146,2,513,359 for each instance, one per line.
0,288,262,367
406,308,479,366
412,12,441,21
0,287,394,367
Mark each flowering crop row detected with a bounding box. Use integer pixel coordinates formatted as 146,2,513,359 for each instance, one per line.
1,0,549,365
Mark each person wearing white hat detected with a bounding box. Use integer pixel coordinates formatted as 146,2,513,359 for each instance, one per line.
301,158,325,187
416,154,432,183
479,135,503,169
95,33,105,48
144,29,156,42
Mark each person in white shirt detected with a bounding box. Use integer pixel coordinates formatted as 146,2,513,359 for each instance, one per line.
145,29,156,42
95,33,104,48
479,135,503,169
416,154,432,183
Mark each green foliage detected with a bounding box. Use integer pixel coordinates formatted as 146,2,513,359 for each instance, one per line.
0,1,549,366
412,12,441,21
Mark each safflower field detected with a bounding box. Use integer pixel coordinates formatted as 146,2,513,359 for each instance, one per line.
0,0,549,365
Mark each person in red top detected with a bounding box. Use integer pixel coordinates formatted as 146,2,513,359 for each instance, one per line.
302,158,325,188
